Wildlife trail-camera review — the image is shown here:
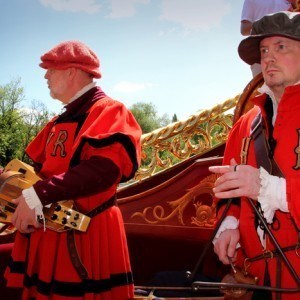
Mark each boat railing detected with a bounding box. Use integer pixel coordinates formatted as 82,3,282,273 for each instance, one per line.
133,96,238,182
131,72,264,184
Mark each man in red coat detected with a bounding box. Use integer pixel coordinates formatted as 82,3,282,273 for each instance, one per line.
5,40,142,300
210,11,300,300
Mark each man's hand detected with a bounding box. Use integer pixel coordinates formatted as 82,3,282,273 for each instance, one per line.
11,195,41,233
214,229,240,264
209,158,261,200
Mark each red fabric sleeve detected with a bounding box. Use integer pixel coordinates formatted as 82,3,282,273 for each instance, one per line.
72,98,142,171
215,107,261,220
215,120,243,220
33,156,119,205
286,176,300,227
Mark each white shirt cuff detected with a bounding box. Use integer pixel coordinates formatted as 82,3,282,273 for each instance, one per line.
22,187,45,226
213,216,240,246
257,167,288,224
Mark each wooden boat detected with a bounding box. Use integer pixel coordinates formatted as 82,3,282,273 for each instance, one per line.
0,73,264,299
115,74,263,299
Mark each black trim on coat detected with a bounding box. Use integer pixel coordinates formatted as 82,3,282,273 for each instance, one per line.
23,272,133,296
70,133,139,182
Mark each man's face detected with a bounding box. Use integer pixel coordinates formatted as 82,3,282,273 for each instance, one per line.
260,36,300,94
44,68,70,103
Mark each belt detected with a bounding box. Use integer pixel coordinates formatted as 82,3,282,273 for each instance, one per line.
246,244,299,263
67,195,117,279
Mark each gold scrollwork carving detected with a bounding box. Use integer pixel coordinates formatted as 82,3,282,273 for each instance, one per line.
134,96,239,181
131,174,218,228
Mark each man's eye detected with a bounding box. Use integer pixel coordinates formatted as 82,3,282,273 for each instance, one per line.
278,44,286,50
260,48,268,54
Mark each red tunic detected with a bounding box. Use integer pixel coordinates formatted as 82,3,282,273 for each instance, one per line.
5,87,142,300
220,84,300,299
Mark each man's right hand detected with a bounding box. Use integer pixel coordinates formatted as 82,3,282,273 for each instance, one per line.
11,195,40,234
213,229,240,264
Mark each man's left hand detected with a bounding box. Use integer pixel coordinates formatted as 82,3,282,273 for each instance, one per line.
209,158,261,200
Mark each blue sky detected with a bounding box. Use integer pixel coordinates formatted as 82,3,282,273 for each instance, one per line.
0,0,252,120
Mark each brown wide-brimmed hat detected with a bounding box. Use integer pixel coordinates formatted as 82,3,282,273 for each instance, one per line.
238,11,300,65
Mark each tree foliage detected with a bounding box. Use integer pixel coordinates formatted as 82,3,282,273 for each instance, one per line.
0,79,51,166
129,102,171,133
172,113,178,123
0,79,24,166
18,100,53,162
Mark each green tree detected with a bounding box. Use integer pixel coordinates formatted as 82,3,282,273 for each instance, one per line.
0,79,25,166
158,113,171,128
129,102,170,133
0,79,51,166
172,113,178,123
18,100,53,162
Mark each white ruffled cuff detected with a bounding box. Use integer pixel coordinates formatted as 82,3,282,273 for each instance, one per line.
257,167,288,224
22,187,45,230
212,216,240,246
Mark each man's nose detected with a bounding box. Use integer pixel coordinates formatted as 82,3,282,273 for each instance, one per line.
262,50,276,63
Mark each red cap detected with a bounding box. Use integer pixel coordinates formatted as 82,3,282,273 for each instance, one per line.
39,40,101,78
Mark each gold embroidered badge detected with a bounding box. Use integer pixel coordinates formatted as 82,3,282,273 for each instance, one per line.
293,129,300,170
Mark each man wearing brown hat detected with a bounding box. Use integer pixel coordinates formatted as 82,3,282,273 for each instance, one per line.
209,11,300,300
240,0,296,77
4,40,142,300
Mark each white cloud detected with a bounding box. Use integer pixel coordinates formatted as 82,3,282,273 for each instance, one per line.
113,81,153,93
160,0,231,32
106,0,150,18
39,0,102,14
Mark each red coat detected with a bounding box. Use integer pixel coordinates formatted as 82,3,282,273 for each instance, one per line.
221,84,300,299
5,87,142,300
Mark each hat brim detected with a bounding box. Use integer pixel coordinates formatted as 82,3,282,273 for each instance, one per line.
238,33,300,65
39,61,101,79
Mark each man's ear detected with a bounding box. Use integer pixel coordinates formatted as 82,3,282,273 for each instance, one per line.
67,67,77,79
